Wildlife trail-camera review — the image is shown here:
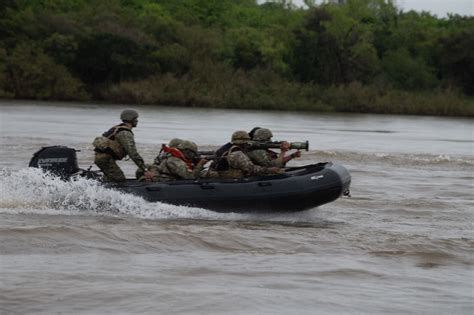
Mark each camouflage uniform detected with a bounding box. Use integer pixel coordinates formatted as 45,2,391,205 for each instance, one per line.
247,128,291,168
154,154,204,181
210,130,275,179
152,138,183,167
94,125,146,182
218,147,274,179
247,149,285,168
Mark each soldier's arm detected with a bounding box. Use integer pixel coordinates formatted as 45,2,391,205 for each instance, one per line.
191,161,207,178
115,131,146,170
272,150,287,167
153,152,166,166
167,158,195,180
247,150,274,167
228,151,270,176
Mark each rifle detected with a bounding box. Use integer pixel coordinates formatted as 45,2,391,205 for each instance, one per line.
196,150,215,156
195,140,309,158
250,140,309,151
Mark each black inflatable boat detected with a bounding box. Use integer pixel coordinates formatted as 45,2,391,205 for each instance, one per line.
29,146,351,212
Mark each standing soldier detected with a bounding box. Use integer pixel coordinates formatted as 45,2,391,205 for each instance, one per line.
93,109,153,182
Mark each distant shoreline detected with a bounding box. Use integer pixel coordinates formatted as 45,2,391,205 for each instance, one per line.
1,1,473,117
2,88,473,118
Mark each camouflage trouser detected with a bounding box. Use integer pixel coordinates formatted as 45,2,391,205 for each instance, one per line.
94,153,126,182
216,169,244,179
203,169,220,179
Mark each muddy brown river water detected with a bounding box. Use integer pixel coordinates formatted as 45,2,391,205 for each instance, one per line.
0,100,472,314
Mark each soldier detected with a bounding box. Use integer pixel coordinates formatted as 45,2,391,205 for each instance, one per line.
93,109,153,182
247,128,301,167
153,138,183,166
214,127,261,158
135,138,184,181
153,140,208,181
213,130,282,179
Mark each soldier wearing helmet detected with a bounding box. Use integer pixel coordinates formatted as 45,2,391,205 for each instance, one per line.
247,128,301,167
213,127,262,159
211,130,282,179
93,109,153,182
151,139,208,181
231,130,252,144
151,138,183,166
136,138,186,181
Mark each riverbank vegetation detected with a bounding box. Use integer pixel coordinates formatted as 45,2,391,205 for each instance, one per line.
1,0,473,116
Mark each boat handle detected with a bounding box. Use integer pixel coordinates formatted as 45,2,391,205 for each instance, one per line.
200,184,215,190
257,182,272,187
146,186,161,191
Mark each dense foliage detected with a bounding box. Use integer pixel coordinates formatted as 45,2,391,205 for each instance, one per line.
0,0,473,115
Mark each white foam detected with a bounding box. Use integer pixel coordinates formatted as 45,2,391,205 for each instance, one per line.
0,168,231,220
0,168,320,222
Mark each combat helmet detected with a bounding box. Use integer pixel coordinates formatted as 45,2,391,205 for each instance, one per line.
231,130,251,144
168,138,183,148
178,140,198,160
252,128,273,141
120,109,139,121
178,140,198,153
248,127,262,139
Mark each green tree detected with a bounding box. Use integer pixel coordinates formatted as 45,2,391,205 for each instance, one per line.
0,0,472,115
43,33,78,66
0,47,9,97
292,7,339,83
438,27,474,95
4,41,87,100
153,43,190,74
292,2,381,84
73,33,159,85
382,48,438,90
222,27,264,70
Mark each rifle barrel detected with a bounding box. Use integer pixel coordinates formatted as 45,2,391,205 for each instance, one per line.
196,150,215,156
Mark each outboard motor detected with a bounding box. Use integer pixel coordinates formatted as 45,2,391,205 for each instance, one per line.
29,146,79,179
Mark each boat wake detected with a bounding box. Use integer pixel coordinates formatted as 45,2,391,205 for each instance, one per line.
0,168,320,222
312,150,474,168
0,168,229,219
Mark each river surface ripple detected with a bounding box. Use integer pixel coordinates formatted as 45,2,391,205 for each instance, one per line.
0,100,473,314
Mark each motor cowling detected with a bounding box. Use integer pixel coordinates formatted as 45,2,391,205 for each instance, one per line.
29,146,79,179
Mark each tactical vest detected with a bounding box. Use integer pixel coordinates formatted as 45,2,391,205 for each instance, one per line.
212,145,242,171
92,124,133,160
248,149,278,165
267,149,278,160
214,142,232,158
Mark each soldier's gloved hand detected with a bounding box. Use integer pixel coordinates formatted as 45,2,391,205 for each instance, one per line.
280,141,290,152
291,150,302,159
143,170,154,181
